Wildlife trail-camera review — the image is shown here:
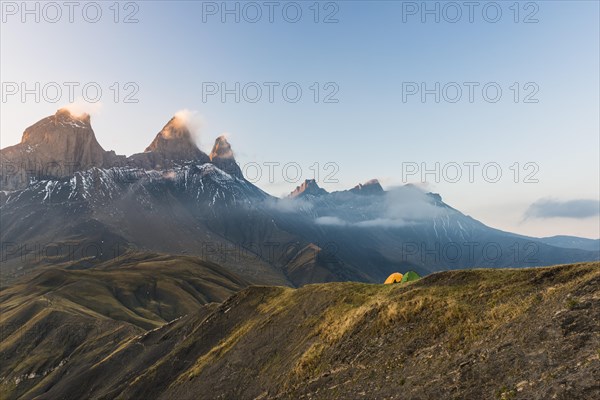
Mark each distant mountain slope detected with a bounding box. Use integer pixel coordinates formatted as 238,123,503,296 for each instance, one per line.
1,252,249,327
274,181,599,278
3,167,597,287
0,252,249,399
538,235,600,252
281,243,371,286
2,262,597,400
0,164,292,287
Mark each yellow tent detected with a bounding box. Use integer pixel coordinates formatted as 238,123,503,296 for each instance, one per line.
384,272,403,284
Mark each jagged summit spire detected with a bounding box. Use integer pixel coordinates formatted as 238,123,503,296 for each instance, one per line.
350,179,384,195
210,135,234,160
289,179,328,199
132,115,210,169
145,116,197,152
209,135,243,179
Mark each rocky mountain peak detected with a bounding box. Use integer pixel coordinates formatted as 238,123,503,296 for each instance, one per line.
21,108,93,145
55,107,91,124
290,179,328,198
145,116,199,153
130,116,210,169
1,109,122,191
350,179,384,195
209,135,243,179
210,135,234,160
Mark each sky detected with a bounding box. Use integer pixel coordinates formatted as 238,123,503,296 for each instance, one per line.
1,0,599,238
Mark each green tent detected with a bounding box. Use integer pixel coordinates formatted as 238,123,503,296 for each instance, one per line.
401,271,421,283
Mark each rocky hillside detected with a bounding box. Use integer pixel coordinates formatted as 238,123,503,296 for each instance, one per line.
1,262,597,399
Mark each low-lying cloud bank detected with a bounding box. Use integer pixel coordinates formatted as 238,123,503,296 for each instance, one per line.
524,198,600,219
315,185,450,228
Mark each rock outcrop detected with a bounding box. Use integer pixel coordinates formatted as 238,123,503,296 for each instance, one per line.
349,178,384,195
209,135,243,179
289,179,328,199
0,109,124,191
128,116,210,170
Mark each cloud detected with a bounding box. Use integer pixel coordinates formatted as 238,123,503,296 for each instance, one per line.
316,216,414,228
383,186,449,220
314,185,450,228
172,109,204,142
355,218,413,228
61,97,103,117
315,216,348,226
524,198,600,219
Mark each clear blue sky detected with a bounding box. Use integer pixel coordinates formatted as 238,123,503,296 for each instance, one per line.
1,1,599,238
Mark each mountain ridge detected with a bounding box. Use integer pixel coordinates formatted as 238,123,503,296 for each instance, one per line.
1,111,598,288
0,110,230,191
289,179,329,199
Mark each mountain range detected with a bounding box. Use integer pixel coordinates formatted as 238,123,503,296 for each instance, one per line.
1,109,598,288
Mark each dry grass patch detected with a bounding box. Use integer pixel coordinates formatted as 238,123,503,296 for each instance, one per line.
180,319,258,381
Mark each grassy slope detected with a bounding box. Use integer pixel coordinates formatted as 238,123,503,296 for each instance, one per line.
1,253,249,328
0,252,250,399
8,262,597,400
